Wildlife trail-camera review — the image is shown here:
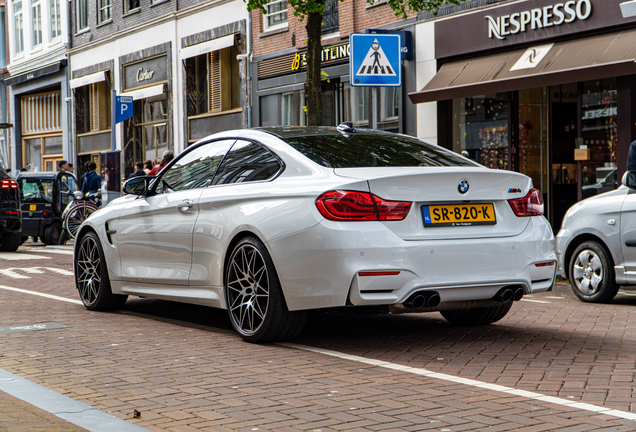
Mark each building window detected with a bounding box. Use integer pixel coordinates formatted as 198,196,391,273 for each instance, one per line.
98,0,111,23
321,0,338,35
22,91,63,171
76,0,87,31
50,0,61,38
185,45,241,143
380,87,399,122
13,1,24,54
123,96,169,178
299,90,306,126
75,81,111,135
281,92,293,125
452,93,509,169
124,0,140,14
343,83,368,127
31,0,42,46
263,0,287,32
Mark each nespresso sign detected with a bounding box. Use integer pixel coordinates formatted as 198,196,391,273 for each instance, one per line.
435,0,636,59
486,0,592,40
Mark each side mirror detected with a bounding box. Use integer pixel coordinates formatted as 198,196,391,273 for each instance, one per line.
123,176,150,196
622,171,636,190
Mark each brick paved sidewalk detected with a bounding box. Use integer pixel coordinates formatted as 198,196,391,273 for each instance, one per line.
0,389,88,432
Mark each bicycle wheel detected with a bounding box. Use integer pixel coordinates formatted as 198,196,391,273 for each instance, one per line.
65,203,97,240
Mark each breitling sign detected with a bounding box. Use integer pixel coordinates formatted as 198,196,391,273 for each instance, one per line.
486,0,592,40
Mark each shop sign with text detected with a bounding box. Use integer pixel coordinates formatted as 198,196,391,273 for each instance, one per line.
124,55,168,90
435,0,636,59
258,41,350,80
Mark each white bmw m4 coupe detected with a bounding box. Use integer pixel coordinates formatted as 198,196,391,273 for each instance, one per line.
74,125,556,342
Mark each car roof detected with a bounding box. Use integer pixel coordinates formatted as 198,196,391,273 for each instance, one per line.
18,171,61,179
255,126,391,139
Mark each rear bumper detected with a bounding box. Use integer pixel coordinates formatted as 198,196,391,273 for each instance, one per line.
0,214,21,234
267,217,556,311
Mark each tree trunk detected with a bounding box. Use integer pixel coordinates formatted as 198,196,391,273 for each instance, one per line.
305,10,323,126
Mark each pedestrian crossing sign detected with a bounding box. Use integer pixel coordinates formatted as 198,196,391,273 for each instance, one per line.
350,33,401,87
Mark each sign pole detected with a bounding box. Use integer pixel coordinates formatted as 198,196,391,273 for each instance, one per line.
372,87,378,130
111,89,116,152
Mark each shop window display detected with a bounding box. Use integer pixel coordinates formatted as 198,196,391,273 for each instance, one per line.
452,93,509,169
581,78,618,199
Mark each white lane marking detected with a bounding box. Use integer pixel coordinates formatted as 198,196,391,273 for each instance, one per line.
281,343,636,422
0,267,73,279
0,286,82,305
9,285,634,422
520,299,551,304
0,269,30,279
45,267,74,276
26,248,74,255
0,252,50,260
545,296,565,299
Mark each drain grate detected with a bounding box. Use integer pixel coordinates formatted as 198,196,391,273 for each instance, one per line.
0,322,70,334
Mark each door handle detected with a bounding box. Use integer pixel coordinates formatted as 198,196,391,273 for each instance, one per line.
177,200,194,212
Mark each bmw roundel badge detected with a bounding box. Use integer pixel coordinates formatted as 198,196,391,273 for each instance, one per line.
458,180,469,194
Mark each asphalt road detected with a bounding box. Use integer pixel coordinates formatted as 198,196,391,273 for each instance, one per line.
1,241,635,431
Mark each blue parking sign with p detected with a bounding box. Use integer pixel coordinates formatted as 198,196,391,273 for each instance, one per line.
116,96,133,124
350,33,401,87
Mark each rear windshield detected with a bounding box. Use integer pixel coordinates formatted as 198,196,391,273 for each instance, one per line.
283,133,479,168
20,178,54,202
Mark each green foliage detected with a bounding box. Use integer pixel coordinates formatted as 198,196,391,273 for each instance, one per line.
384,0,462,20
246,0,464,20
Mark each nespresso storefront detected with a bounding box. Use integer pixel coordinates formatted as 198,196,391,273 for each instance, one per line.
410,0,636,229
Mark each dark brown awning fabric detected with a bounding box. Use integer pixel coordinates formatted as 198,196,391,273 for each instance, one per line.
409,29,636,104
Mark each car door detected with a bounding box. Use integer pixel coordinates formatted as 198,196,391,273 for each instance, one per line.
189,140,284,288
115,139,235,285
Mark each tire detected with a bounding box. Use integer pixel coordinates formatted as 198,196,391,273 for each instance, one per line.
75,231,128,310
44,222,63,245
225,236,307,343
65,203,97,240
441,301,513,326
568,241,619,303
0,233,22,252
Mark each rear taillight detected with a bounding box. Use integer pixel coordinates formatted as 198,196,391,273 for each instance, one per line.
373,195,411,221
3,211,20,215
508,188,544,217
1,179,18,189
316,190,411,222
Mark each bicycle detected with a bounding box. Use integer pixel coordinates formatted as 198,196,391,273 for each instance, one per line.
61,190,101,241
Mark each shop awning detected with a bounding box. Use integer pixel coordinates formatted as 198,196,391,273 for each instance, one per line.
409,29,636,104
180,34,235,60
5,60,66,86
120,83,165,100
69,70,107,90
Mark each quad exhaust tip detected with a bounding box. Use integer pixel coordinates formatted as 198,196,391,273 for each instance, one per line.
493,287,525,303
405,291,441,310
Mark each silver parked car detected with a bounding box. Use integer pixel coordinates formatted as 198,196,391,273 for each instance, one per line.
74,126,556,342
557,171,636,302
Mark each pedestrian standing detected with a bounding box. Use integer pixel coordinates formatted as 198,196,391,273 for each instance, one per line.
129,162,146,179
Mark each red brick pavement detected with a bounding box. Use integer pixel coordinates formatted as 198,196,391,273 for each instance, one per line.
0,244,635,431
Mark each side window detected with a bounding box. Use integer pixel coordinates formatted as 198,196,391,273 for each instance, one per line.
156,139,235,194
213,140,283,185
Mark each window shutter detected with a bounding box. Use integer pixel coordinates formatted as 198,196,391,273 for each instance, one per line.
209,51,221,112
90,83,99,131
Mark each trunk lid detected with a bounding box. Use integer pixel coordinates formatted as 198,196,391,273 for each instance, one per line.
334,167,535,240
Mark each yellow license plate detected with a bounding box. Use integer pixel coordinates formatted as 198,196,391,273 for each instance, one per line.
422,203,496,227
29,204,37,211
